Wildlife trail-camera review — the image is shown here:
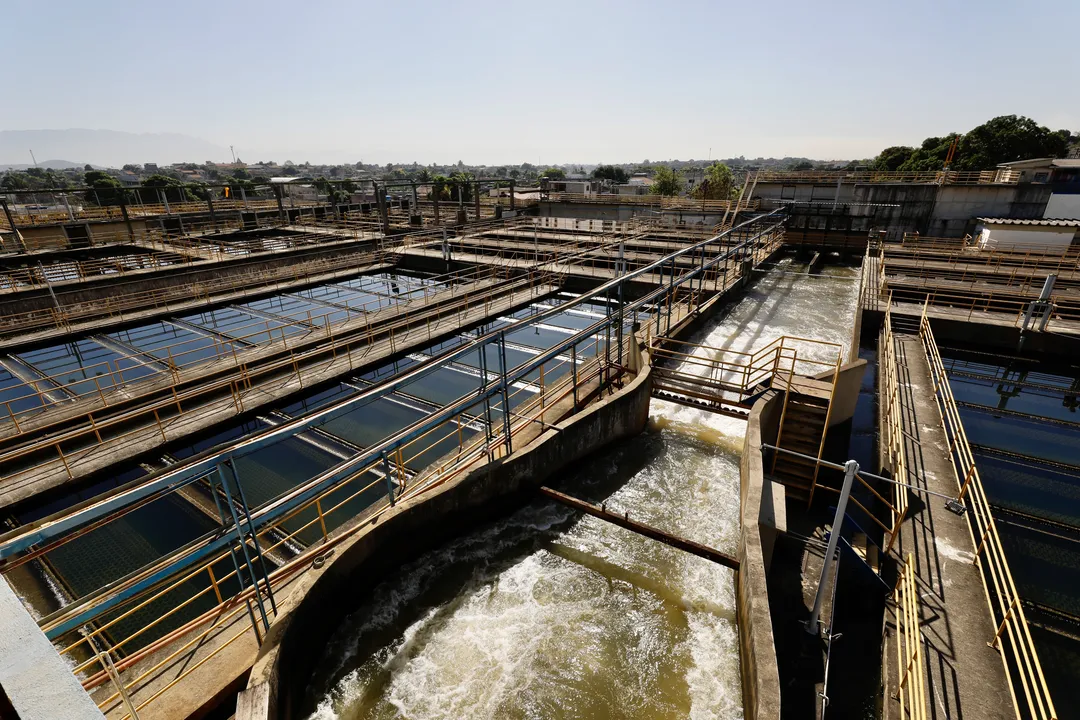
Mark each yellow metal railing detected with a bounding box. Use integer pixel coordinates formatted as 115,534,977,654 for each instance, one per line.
880,300,908,552
893,552,927,720
918,303,1058,720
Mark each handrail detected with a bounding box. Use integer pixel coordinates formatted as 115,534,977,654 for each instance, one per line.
918,304,1058,720
806,350,842,505
893,552,928,720
881,299,908,553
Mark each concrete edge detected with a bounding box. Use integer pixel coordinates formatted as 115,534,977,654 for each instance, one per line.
737,391,783,720
0,578,105,720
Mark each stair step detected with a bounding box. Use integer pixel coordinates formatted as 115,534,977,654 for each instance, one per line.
774,463,816,482
775,453,819,469
851,532,881,576
867,543,880,575
782,439,822,454
774,472,811,488
786,405,825,416
780,425,824,442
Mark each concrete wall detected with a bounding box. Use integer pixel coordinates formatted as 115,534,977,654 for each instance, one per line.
753,181,1053,239
737,391,784,720
237,362,653,720
812,359,869,427
1045,193,1080,219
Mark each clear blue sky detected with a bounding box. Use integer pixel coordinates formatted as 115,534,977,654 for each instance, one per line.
6,0,1078,165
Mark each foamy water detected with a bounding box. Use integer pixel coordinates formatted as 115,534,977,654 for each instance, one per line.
305,259,859,720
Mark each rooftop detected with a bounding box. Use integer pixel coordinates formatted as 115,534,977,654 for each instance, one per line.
976,217,1080,227
996,158,1080,169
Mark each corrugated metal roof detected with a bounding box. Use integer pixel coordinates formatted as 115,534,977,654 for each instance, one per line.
977,217,1080,227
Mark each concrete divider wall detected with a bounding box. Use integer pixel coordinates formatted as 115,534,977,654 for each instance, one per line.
237,363,653,720
813,359,869,428
738,391,784,720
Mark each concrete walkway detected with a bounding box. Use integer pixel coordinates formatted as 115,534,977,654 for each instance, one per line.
885,333,1011,720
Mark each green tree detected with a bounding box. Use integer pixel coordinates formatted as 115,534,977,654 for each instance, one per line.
142,174,193,203
449,171,474,202
651,166,683,196
788,160,815,171
692,162,736,200
870,146,915,171
952,115,1069,169
540,167,566,180
892,134,962,171
312,176,350,204
1,173,31,191
83,170,128,205
874,116,1073,172
430,174,450,200
591,165,629,183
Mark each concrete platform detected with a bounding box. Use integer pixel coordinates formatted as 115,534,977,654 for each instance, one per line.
883,333,1012,720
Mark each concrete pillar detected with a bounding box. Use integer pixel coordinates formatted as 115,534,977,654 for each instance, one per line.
207,194,219,231
375,184,390,234
410,182,422,225
455,182,467,226
274,184,286,223
118,194,135,240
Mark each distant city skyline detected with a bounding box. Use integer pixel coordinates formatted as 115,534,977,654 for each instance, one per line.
5,0,1078,166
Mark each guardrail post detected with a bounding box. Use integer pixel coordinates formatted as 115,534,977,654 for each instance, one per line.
381,451,397,506
807,459,858,634
498,333,513,455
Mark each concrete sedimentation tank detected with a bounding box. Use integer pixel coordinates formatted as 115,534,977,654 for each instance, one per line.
240,259,860,720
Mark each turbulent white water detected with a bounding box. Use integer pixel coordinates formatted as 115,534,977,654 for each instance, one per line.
306,259,860,720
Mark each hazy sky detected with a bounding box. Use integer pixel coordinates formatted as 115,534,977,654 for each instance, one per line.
6,0,1078,165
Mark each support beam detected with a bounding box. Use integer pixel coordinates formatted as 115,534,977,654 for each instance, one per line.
539,486,739,570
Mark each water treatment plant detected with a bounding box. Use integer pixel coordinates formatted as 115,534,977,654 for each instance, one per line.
1,168,1078,720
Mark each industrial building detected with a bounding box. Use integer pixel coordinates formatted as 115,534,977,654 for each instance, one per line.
0,175,1074,720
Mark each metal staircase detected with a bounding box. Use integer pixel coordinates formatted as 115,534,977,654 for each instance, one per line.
649,334,843,502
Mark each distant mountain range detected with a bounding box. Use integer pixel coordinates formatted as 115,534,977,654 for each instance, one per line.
0,159,98,171
0,129,229,169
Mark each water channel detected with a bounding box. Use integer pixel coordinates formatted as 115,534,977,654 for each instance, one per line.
303,259,861,720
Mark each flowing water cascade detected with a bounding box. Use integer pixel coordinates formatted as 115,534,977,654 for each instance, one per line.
306,259,861,720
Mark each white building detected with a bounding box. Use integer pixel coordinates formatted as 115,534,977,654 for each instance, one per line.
997,158,1080,218
974,217,1080,251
